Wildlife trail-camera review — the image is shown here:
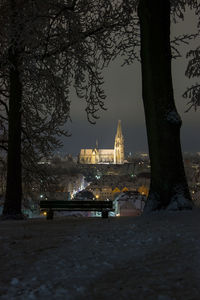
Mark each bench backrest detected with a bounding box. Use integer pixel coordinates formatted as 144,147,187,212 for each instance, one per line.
40,200,113,210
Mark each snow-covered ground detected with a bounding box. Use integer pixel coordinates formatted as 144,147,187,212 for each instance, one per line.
1,209,200,300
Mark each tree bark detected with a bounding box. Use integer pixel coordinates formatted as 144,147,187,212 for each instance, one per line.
3,48,23,217
3,0,23,218
138,0,193,211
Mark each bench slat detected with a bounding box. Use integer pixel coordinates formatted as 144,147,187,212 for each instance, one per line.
41,208,113,211
40,200,113,210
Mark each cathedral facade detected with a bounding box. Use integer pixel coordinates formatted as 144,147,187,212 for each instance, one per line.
79,120,125,164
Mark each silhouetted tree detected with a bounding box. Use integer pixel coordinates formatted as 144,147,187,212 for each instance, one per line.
0,0,71,217
0,0,137,218
183,47,200,110
138,0,194,211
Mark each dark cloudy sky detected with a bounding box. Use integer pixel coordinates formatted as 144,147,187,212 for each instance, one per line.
61,8,199,157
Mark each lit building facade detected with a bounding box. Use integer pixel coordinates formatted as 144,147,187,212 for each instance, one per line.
79,120,125,164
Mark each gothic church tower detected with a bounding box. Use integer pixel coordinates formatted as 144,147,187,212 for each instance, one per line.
114,120,124,164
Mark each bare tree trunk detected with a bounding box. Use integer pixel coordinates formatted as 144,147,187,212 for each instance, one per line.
138,0,193,211
3,0,23,218
3,48,23,217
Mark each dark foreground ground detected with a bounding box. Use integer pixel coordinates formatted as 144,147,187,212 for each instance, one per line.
0,209,200,300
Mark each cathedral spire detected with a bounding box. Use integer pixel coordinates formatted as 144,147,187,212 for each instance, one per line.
116,120,122,137
114,120,124,164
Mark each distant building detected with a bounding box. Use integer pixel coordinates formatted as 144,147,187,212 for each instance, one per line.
79,120,125,164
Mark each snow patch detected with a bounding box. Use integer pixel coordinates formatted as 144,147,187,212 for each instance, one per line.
165,110,182,125
167,183,193,210
157,295,175,300
10,278,20,286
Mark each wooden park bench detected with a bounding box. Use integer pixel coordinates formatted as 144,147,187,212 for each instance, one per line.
40,200,114,219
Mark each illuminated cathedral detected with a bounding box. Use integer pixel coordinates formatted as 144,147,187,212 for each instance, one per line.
79,120,125,164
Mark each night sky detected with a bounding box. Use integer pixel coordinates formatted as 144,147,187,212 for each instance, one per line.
62,8,199,157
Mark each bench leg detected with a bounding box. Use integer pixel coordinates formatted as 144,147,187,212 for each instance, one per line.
47,209,54,220
102,210,108,218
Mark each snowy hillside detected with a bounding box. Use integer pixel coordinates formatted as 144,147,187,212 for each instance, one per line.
0,210,200,299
